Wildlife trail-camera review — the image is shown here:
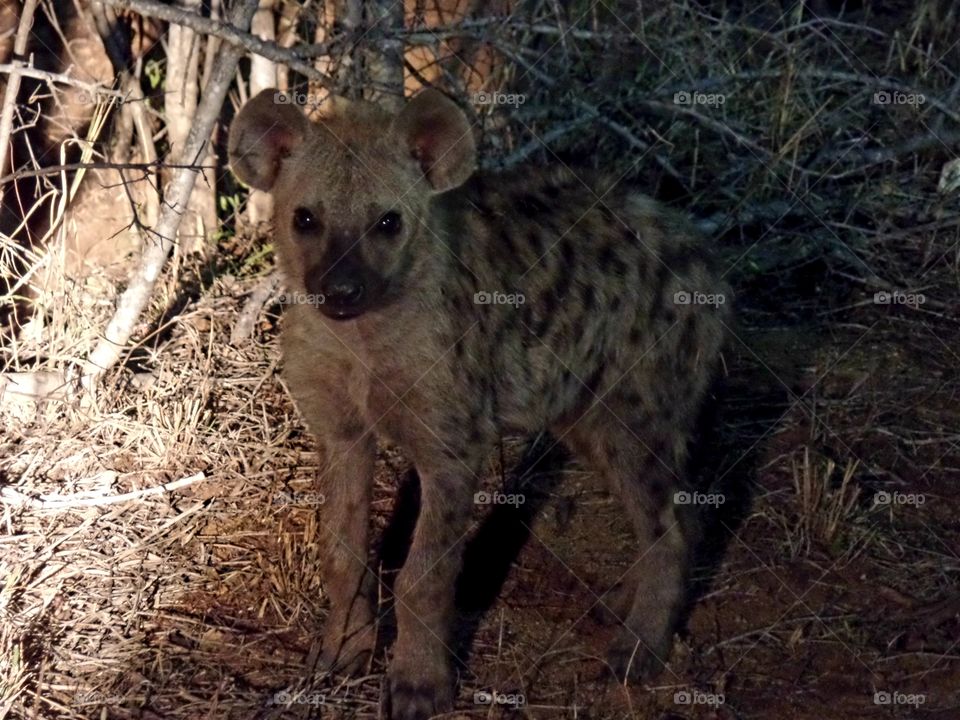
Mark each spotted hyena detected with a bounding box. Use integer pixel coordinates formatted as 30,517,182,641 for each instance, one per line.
228,87,729,720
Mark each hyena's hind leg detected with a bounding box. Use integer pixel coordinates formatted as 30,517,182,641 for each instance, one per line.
563,409,699,682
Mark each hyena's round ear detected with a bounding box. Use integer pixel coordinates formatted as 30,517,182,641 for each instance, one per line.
393,88,476,193
228,89,309,191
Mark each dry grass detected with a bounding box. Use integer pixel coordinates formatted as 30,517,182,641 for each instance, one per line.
789,447,863,557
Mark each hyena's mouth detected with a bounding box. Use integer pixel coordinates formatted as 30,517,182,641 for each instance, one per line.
307,266,370,320
320,302,366,321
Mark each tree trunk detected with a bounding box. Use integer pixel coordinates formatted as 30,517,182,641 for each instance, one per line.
245,0,277,224
366,0,404,111
165,0,216,254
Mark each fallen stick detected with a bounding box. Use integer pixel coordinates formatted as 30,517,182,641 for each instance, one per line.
0,472,207,510
230,272,282,346
0,371,79,402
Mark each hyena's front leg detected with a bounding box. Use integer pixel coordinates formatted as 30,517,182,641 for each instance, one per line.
282,316,378,674
314,432,378,674
386,456,481,720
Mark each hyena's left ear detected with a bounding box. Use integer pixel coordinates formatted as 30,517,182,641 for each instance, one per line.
394,88,476,193
228,88,309,191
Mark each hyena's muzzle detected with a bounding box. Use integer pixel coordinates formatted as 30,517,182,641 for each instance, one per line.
305,242,389,321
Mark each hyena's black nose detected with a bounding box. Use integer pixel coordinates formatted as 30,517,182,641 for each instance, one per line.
322,277,364,305
316,273,366,319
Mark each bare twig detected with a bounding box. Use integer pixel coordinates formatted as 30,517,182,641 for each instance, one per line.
166,0,216,254
395,17,623,42
0,160,217,185
0,63,124,97
13,0,37,56
491,117,594,169
0,59,24,184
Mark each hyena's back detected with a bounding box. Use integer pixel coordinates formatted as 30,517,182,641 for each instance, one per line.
436,166,729,437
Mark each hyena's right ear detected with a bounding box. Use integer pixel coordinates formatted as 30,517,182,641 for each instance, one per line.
228,89,309,191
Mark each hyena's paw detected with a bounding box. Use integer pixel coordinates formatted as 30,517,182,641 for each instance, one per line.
319,604,376,675
606,628,672,683
384,655,453,720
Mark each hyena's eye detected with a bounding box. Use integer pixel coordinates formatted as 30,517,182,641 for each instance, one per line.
292,207,318,232
375,211,402,236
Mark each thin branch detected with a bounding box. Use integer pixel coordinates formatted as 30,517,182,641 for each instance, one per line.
13,0,37,55
394,17,625,42
366,0,405,111
489,117,594,169
88,1,161,229
0,160,217,186
93,2,633,90
0,63,125,97
0,60,23,183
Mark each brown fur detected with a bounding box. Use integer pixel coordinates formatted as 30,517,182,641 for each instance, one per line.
229,88,730,720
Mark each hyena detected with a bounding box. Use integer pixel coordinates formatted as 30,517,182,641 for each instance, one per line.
228,88,729,719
